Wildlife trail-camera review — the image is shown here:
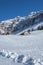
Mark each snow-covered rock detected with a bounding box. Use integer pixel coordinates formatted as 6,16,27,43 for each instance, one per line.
0,11,43,35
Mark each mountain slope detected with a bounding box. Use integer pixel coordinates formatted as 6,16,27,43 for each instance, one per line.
0,11,43,35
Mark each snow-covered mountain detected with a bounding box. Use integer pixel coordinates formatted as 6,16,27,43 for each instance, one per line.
0,11,43,65
0,11,43,35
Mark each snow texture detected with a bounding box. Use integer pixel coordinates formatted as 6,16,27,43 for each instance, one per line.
0,30,43,65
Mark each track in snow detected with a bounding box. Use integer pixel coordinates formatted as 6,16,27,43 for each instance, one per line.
0,30,43,65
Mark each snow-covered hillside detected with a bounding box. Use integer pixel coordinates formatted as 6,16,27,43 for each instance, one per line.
0,30,43,65
0,11,43,35
0,11,43,65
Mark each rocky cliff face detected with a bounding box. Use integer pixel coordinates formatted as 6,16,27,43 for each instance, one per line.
0,11,43,35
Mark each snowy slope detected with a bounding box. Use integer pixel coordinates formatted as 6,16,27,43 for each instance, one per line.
0,11,43,35
0,30,43,65
0,11,43,65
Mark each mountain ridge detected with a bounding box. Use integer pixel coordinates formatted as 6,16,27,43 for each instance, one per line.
0,11,43,35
